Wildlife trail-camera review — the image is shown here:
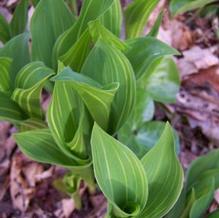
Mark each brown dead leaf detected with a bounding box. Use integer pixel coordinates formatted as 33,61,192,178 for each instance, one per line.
178,46,219,77
171,20,193,51
54,199,75,218
10,152,44,212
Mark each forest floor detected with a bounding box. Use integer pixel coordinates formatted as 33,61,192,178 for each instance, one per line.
0,1,219,217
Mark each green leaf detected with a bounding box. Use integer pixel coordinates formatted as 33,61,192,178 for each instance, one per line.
125,0,159,38
0,91,27,123
59,19,127,72
125,36,179,79
170,0,217,16
14,61,54,89
19,118,47,132
119,121,180,159
10,0,28,37
53,0,121,61
88,20,127,51
208,209,219,218
91,123,148,217
140,123,183,218
81,40,136,133
148,12,163,37
186,149,219,190
14,128,84,168
0,33,30,86
128,89,155,129
59,28,92,72
11,62,54,119
142,57,180,103
0,14,11,43
53,67,119,130
31,0,74,67
190,178,215,218
48,80,91,165
0,57,12,93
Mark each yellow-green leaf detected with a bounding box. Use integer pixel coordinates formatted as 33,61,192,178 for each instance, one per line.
140,123,184,218
125,0,159,38
91,123,148,217
81,40,136,133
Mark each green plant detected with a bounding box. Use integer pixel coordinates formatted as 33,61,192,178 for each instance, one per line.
170,0,218,16
167,149,219,218
0,0,184,217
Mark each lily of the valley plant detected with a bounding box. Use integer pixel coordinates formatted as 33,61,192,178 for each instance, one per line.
0,0,185,217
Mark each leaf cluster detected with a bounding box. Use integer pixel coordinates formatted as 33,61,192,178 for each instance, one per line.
0,0,185,217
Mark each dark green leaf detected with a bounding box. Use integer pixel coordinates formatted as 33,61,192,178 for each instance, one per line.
170,0,217,16
208,209,219,218
190,178,215,218
125,36,179,79
10,0,28,37
0,33,30,86
0,91,27,123
0,57,12,93
31,0,74,67
119,121,180,158
0,14,11,43
142,57,180,103
186,149,219,190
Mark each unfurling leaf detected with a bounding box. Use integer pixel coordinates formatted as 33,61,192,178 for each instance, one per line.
81,40,136,133
11,62,54,119
53,0,121,62
48,80,90,165
139,123,183,218
91,123,148,217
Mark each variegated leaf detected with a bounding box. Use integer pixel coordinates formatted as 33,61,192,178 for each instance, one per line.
91,123,148,217
53,67,119,130
0,91,27,123
125,36,179,79
139,123,183,218
81,40,136,133
14,128,84,167
11,62,54,118
0,57,12,93
125,0,159,38
0,33,30,86
48,81,91,165
53,0,121,62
